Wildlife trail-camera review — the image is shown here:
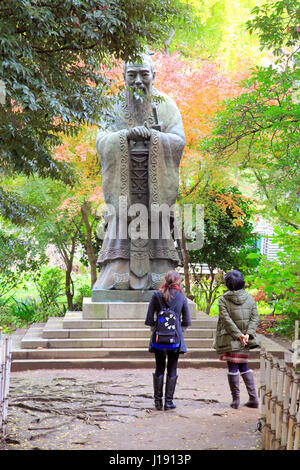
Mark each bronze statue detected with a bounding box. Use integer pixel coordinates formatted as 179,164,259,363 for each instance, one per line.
94,53,185,291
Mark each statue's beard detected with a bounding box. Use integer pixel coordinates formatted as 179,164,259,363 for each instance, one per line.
126,87,153,126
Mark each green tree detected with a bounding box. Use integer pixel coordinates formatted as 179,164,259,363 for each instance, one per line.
186,186,259,314
0,0,185,218
2,174,103,309
51,124,102,288
246,226,300,339
246,0,300,56
200,0,300,229
165,0,264,70
0,222,42,300
1,175,81,308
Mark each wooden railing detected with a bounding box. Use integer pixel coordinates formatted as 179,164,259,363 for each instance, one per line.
259,348,300,450
0,329,12,438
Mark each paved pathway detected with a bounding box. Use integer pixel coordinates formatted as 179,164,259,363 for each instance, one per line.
1,367,261,451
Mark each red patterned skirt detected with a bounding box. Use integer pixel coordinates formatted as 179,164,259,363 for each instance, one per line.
219,351,249,363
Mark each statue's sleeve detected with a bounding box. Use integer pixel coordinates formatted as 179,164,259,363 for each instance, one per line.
156,94,185,165
96,107,124,161
149,94,185,206
96,123,129,207
158,94,185,140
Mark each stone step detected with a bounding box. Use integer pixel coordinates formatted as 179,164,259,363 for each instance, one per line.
21,335,215,350
63,311,217,330
11,327,263,370
43,318,215,339
11,318,290,371
13,345,261,360
11,357,261,372
44,327,214,340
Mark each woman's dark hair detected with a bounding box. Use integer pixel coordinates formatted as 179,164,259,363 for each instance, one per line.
225,270,245,291
160,270,183,302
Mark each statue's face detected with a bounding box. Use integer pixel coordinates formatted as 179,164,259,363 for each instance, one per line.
124,62,155,96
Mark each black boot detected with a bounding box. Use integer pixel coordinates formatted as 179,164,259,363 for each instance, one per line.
153,373,164,410
227,373,240,409
164,375,177,410
241,370,259,408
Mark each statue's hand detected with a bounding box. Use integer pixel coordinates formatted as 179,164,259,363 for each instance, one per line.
127,125,151,141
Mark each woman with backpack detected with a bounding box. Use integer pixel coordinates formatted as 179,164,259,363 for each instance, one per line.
213,270,260,409
145,270,192,411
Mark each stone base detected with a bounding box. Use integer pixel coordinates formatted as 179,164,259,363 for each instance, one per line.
83,297,197,320
91,289,155,303
83,298,149,319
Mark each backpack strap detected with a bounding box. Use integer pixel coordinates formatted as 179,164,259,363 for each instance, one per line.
155,291,167,310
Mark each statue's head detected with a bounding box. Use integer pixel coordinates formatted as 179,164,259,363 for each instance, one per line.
123,53,155,97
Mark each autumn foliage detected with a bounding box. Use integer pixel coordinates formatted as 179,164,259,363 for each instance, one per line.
52,125,102,218
151,52,249,194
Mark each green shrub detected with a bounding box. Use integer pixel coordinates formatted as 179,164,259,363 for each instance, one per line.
0,292,67,332
31,303,67,323
0,304,27,333
34,265,65,308
246,226,299,339
269,316,299,339
9,296,41,324
73,283,92,311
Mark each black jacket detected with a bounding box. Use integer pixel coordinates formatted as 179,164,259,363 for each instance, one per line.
145,289,192,353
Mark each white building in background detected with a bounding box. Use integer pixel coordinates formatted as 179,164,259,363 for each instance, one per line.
253,218,280,261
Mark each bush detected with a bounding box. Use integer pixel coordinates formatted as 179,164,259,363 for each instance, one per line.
0,304,22,333
270,316,299,339
0,266,67,331
9,296,41,324
30,303,67,323
0,296,67,332
33,265,65,308
189,281,225,316
0,227,42,301
246,226,300,339
73,282,92,311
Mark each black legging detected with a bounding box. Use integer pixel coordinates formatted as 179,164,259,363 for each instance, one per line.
154,350,179,377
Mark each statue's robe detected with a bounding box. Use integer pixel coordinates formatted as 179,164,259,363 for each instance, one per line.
94,89,185,290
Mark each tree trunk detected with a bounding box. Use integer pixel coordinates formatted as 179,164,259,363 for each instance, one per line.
205,269,215,315
182,228,190,296
65,262,74,311
205,292,213,315
81,201,97,289
65,233,77,310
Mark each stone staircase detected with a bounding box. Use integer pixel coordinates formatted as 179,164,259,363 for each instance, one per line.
11,298,262,371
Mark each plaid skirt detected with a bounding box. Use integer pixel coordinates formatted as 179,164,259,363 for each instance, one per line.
219,351,249,363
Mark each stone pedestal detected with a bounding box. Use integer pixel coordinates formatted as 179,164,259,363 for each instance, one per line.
92,289,154,303
83,296,197,320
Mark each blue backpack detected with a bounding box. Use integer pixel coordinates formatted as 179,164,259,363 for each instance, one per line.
154,292,180,346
